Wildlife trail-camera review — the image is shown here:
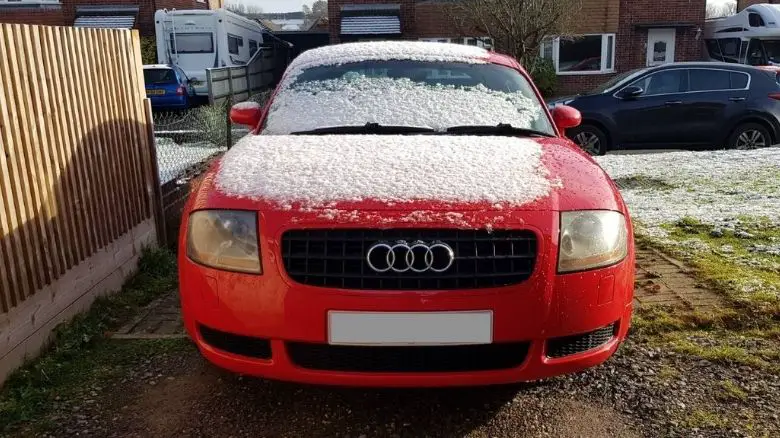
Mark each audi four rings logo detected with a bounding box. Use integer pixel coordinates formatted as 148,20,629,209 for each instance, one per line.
366,241,455,273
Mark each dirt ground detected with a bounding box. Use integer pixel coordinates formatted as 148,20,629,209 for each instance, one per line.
10,247,776,438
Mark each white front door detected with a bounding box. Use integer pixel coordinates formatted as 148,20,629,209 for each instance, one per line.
646,28,676,66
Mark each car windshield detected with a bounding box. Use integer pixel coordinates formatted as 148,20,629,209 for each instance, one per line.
590,68,648,94
762,40,780,64
144,69,176,84
262,60,554,135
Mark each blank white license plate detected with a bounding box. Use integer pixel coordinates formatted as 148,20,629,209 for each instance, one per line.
327,311,493,346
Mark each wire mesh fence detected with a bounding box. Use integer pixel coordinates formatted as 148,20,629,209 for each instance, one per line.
152,90,272,185
151,91,272,249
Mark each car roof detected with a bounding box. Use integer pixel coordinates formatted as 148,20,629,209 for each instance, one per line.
647,61,759,72
284,41,524,79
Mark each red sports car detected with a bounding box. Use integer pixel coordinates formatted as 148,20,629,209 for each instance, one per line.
179,41,635,387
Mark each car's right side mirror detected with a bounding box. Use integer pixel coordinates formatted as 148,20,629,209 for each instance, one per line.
617,85,644,99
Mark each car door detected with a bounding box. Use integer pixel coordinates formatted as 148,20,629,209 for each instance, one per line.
681,68,749,146
612,68,690,147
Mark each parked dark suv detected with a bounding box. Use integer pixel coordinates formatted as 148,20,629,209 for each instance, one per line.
547,62,780,155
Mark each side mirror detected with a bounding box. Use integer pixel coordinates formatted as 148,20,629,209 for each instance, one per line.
230,101,263,127
551,104,582,131
617,85,644,99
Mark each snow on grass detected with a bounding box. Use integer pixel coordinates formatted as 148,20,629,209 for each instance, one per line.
595,148,780,232
155,137,225,184
263,77,544,135
283,41,489,85
214,134,555,209
598,148,780,306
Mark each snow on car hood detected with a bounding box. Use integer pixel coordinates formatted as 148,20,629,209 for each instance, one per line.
263,77,544,135
214,134,559,210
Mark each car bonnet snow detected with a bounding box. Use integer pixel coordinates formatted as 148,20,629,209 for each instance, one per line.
214,135,557,208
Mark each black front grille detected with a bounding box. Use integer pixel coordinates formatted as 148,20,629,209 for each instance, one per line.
199,324,272,359
286,342,530,372
546,323,617,358
281,229,537,290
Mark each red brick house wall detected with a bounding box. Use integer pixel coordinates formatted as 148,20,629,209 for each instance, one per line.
738,0,780,9
0,0,207,36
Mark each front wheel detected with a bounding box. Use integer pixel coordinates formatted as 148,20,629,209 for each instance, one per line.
727,123,772,150
567,124,608,156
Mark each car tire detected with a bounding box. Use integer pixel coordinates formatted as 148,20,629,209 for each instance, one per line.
727,123,772,150
567,124,608,156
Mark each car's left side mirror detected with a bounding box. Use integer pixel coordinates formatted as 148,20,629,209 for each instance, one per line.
230,101,263,127
551,104,582,131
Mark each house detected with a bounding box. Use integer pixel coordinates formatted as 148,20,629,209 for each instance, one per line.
739,0,779,8
327,0,707,95
0,0,212,36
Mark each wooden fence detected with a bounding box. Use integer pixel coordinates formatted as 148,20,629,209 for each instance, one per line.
206,41,290,106
0,24,159,382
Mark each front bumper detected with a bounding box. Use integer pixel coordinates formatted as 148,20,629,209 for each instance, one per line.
179,214,634,387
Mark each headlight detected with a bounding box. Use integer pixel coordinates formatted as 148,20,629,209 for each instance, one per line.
558,211,628,273
187,210,261,274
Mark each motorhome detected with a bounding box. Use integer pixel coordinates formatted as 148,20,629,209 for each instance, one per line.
704,3,780,66
154,8,267,96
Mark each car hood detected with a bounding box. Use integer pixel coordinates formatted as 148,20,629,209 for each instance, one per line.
192,134,625,227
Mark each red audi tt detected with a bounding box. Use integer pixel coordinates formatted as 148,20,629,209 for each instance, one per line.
178,41,635,387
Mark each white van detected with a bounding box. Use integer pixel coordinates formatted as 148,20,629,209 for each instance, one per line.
704,3,780,66
154,8,267,96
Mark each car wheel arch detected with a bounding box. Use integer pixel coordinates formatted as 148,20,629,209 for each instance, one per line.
726,115,777,145
574,119,613,148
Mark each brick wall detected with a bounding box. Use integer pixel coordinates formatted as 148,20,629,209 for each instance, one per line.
572,0,620,34
615,0,706,72
738,0,779,10
0,0,206,36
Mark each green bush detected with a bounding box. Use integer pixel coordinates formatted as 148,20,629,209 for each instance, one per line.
140,36,157,65
525,57,557,98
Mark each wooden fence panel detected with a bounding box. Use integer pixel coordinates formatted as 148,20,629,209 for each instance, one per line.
0,23,156,319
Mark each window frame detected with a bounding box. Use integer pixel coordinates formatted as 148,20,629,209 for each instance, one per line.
227,33,243,55
418,37,494,50
612,67,751,99
540,33,617,75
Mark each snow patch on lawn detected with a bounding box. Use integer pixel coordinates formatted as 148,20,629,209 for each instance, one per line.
596,148,780,230
215,134,555,208
263,77,542,134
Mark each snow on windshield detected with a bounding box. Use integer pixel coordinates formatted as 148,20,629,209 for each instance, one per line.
215,134,557,208
262,76,544,134
284,41,490,84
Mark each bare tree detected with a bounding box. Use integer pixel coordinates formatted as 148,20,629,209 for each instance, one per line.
448,0,583,66
707,1,737,19
303,0,328,19
225,1,263,16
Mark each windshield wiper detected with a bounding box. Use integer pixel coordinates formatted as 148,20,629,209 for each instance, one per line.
292,123,436,135
446,123,555,138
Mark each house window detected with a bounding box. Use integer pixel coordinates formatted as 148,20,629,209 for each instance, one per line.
228,34,243,55
540,34,616,74
419,37,493,49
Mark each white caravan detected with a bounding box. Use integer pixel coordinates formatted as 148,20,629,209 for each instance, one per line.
704,3,780,66
154,8,266,96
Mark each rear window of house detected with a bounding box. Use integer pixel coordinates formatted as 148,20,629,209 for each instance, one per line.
144,69,176,84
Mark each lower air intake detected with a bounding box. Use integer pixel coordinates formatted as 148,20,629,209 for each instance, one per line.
546,323,617,358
